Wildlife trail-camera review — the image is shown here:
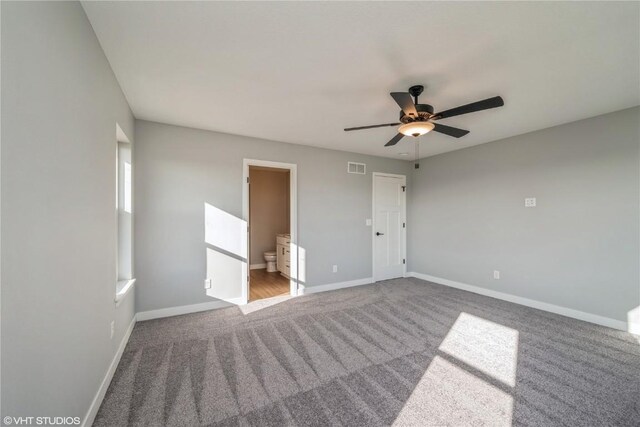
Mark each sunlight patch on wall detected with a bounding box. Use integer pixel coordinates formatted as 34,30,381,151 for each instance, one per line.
205,248,244,303
205,203,247,259
393,355,513,426
628,305,640,338
204,203,247,303
439,312,519,387
290,242,306,285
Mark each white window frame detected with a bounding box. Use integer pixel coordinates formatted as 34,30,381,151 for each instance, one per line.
115,124,135,304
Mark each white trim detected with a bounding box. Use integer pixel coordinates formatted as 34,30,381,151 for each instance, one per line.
115,278,136,306
250,263,267,270
82,315,136,427
243,159,298,304
407,272,638,334
298,277,373,295
136,298,244,321
372,172,407,282
372,172,407,179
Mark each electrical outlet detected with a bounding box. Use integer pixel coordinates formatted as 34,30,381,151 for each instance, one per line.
332,265,338,273
365,219,372,226
204,278,212,289
110,321,115,339
493,270,500,279
525,197,536,207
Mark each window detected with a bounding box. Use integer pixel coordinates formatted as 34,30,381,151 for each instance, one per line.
116,125,134,302
124,161,132,214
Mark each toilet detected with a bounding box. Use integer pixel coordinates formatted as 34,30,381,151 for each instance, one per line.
264,251,277,272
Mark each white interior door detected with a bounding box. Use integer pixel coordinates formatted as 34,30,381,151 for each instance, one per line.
373,174,406,281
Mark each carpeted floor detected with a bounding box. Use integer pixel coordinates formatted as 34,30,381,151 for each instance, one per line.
94,277,640,426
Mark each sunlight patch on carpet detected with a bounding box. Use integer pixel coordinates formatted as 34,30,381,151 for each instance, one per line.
393,355,513,426
439,312,519,387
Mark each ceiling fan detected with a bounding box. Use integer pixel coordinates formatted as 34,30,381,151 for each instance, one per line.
344,85,504,147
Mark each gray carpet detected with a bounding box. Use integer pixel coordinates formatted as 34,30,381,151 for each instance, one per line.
94,277,640,426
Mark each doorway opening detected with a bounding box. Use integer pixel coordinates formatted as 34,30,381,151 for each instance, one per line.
243,159,298,303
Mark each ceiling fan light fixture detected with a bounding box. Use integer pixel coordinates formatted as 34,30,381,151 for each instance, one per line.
399,121,435,137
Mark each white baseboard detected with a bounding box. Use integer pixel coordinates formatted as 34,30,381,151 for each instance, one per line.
298,277,373,295
250,263,266,270
82,315,136,427
136,298,244,321
407,272,637,334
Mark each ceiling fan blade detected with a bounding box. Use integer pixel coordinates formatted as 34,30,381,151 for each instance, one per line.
432,123,470,138
384,133,404,147
434,96,504,120
344,122,400,132
390,92,419,118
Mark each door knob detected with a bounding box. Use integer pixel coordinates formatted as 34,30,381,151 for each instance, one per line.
376,232,384,236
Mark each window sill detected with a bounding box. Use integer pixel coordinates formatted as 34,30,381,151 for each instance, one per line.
115,278,136,306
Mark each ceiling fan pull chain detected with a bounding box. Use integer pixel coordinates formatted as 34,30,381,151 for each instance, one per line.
414,137,420,169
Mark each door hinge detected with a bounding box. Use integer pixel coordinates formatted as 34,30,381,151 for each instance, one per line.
403,259,406,264
401,185,406,192
247,177,250,183
403,222,406,228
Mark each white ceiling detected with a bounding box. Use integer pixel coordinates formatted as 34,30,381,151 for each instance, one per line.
82,1,639,159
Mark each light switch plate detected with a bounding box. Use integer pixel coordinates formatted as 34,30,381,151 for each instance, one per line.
366,219,372,226
204,278,212,289
525,197,536,207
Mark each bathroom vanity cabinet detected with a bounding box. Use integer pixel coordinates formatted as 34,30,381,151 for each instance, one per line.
276,234,291,278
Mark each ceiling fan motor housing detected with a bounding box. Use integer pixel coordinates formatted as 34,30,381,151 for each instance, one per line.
400,104,434,123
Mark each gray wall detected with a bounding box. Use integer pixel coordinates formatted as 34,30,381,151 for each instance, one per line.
408,107,640,323
134,120,411,312
1,1,135,421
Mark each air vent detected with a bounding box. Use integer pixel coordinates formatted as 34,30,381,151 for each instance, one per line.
347,162,366,175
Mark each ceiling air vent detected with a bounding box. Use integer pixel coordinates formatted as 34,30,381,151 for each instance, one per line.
347,162,366,175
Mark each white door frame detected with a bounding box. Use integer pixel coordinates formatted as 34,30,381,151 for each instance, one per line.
372,172,407,282
242,159,298,304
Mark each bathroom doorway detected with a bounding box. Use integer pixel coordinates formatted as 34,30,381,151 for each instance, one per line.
243,160,297,303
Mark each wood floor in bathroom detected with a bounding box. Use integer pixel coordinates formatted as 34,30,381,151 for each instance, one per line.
249,268,290,301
